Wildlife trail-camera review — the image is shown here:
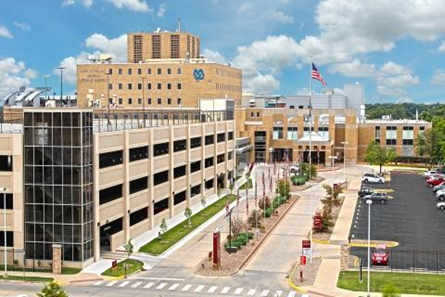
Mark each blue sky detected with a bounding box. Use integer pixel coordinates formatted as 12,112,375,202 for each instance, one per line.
1,0,445,103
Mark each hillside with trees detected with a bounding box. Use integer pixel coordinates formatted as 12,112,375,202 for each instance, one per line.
365,103,445,121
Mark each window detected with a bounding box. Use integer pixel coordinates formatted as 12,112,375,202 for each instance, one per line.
128,83,132,90
257,112,260,117
128,98,133,105
148,83,152,90
228,131,233,140
167,83,172,90
118,68,122,75
191,184,201,197
118,83,122,90
157,68,162,75
148,98,152,105
303,126,314,137
318,127,329,139
167,68,172,75
128,68,132,75
250,112,254,118
108,83,113,90
375,126,381,139
0,231,13,247
190,137,201,149
99,184,123,205
0,193,13,209
154,198,169,215
177,83,182,90
129,146,148,162
403,126,414,145
177,68,182,75
228,151,233,160
137,83,142,90
108,68,113,75
174,139,186,152
153,142,169,156
167,98,172,105
157,98,162,105
174,191,186,205
177,98,182,105
217,153,225,164
148,68,152,75
205,179,214,190
217,133,225,143
191,160,201,173
273,127,283,139
130,207,148,226
287,127,298,140
419,126,425,135
153,170,169,186
138,98,142,105
386,126,397,145
137,68,142,75
0,156,13,171
157,83,162,90
130,176,148,194
174,165,186,179
205,157,214,168
205,135,214,145
118,98,123,105
99,151,123,168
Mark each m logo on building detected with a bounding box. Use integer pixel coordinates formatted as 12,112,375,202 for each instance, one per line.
193,69,205,81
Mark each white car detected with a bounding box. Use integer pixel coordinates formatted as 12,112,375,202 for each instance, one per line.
437,201,445,210
436,189,445,201
424,170,438,178
362,173,385,184
289,164,300,174
433,182,445,193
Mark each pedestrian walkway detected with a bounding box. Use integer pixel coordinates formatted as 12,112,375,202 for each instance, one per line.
87,279,300,297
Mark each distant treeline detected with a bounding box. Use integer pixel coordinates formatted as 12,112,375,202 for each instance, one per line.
365,103,445,121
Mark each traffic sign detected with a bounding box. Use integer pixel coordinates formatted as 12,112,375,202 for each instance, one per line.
300,255,307,266
302,240,311,249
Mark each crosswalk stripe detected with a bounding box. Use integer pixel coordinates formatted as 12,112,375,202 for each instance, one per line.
261,289,269,296
194,285,205,292
234,288,243,295
169,283,180,291
131,282,142,288
208,286,218,293
119,281,130,288
287,292,297,297
275,290,283,296
156,283,167,289
247,289,256,296
93,281,103,286
106,281,117,287
143,282,154,289
181,284,192,291
221,287,230,294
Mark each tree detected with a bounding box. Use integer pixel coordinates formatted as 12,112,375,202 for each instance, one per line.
159,218,168,240
231,215,246,239
123,239,134,259
319,184,343,231
364,141,396,174
414,128,437,167
277,179,291,199
247,209,263,229
37,281,69,297
184,207,193,227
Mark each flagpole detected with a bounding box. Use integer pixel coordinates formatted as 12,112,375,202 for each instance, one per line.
308,55,314,264
255,172,258,240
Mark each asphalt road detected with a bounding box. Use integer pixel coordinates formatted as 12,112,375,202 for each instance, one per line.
350,171,445,271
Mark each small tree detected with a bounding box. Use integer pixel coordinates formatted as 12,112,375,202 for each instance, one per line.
310,164,317,178
231,215,246,240
258,196,271,210
247,209,263,229
37,281,69,297
159,218,168,240
277,179,291,199
123,239,134,259
364,141,396,174
414,128,438,167
319,184,343,231
382,284,401,297
184,207,193,227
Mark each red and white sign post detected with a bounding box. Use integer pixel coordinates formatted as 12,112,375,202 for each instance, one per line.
212,228,221,270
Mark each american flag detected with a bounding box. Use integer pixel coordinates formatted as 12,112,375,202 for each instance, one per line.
311,62,327,87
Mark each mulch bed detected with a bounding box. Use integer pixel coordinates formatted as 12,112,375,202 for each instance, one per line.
195,195,299,276
312,195,345,242
292,176,325,191
290,257,322,286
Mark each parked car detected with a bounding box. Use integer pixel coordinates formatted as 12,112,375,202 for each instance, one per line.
437,201,445,210
372,244,389,265
362,173,385,184
436,189,445,201
362,192,388,204
358,187,374,198
424,170,438,178
427,175,445,187
433,182,445,193
289,164,300,174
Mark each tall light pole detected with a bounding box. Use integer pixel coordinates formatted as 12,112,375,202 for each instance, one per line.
366,199,372,297
1,187,7,277
329,155,338,174
142,77,146,128
105,71,111,129
43,74,50,97
57,67,65,100
341,141,348,187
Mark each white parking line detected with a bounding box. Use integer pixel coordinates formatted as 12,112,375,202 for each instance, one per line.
208,286,218,293
156,283,167,289
106,281,117,287
169,283,179,290
93,281,103,286
119,281,130,288
261,289,269,296
275,290,283,296
247,289,256,296
143,282,154,289
221,287,230,294
287,291,297,297
234,288,243,295
181,284,192,291
194,285,205,292
131,282,142,288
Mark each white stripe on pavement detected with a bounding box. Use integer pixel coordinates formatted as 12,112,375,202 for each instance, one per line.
261,289,269,296
119,281,130,288
131,282,142,288
234,288,243,295
287,292,297,297
208,286,218,293
247,289,256,296
275,290,283,296
194,285,205,292
221,287,230,294
93,281,103,286
143,282,154,289
106,281,118,287
181,284,192,291
156,283,167,289
169,283,180,291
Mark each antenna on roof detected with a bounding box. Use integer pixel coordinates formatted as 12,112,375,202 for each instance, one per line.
178,17,181,32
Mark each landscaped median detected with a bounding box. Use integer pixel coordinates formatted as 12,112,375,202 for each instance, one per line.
337,270,445,295
0,275,54,282
239,178,253,189
101,259,144,277
139,194,237,255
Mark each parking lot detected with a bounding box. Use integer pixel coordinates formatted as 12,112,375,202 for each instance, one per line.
350,171,445,271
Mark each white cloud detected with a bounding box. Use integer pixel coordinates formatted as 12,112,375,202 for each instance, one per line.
269,11,294,24
329,59,376,78
237,3,253,14
62,0,75,6
203,49,226,64
62,0,92,7
83,0,93,7
244,73,280,94
376,62,419,96
54,52,90,85
157,3,166,17
105,0,150,12
431,69,445,85
0,25,13,38
0,58,38,99
439,41,445,52
13,22,31,31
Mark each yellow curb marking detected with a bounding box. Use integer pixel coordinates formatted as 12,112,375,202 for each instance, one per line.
288,262,308,294
348,241,399,248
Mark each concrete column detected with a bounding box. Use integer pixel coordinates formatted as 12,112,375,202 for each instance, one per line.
213,122,217,195
123,131,130,243
52,244,62,274
149,130,155,229
93,134,101,262
186,125,191,208
169,126,175,218
201,123,205,200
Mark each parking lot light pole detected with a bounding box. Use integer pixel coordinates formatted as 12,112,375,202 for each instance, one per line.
329,156,338,175
341,141,348,187
366,199,372,297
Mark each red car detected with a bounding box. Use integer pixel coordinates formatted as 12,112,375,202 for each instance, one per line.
427,175,445,187
372,244,389,266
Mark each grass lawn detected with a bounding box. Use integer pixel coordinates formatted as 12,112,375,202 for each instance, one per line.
0,275,54,282
239,178,253,189
101,259,143,277
338,271,445,295
0,265,81,275
139,194,237,255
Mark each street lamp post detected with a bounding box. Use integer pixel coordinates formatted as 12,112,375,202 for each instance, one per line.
341,141,349,188
328,156,338,174
366,199,372,297
1,187,7,277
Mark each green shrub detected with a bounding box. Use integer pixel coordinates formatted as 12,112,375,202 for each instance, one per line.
382,284,401,297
